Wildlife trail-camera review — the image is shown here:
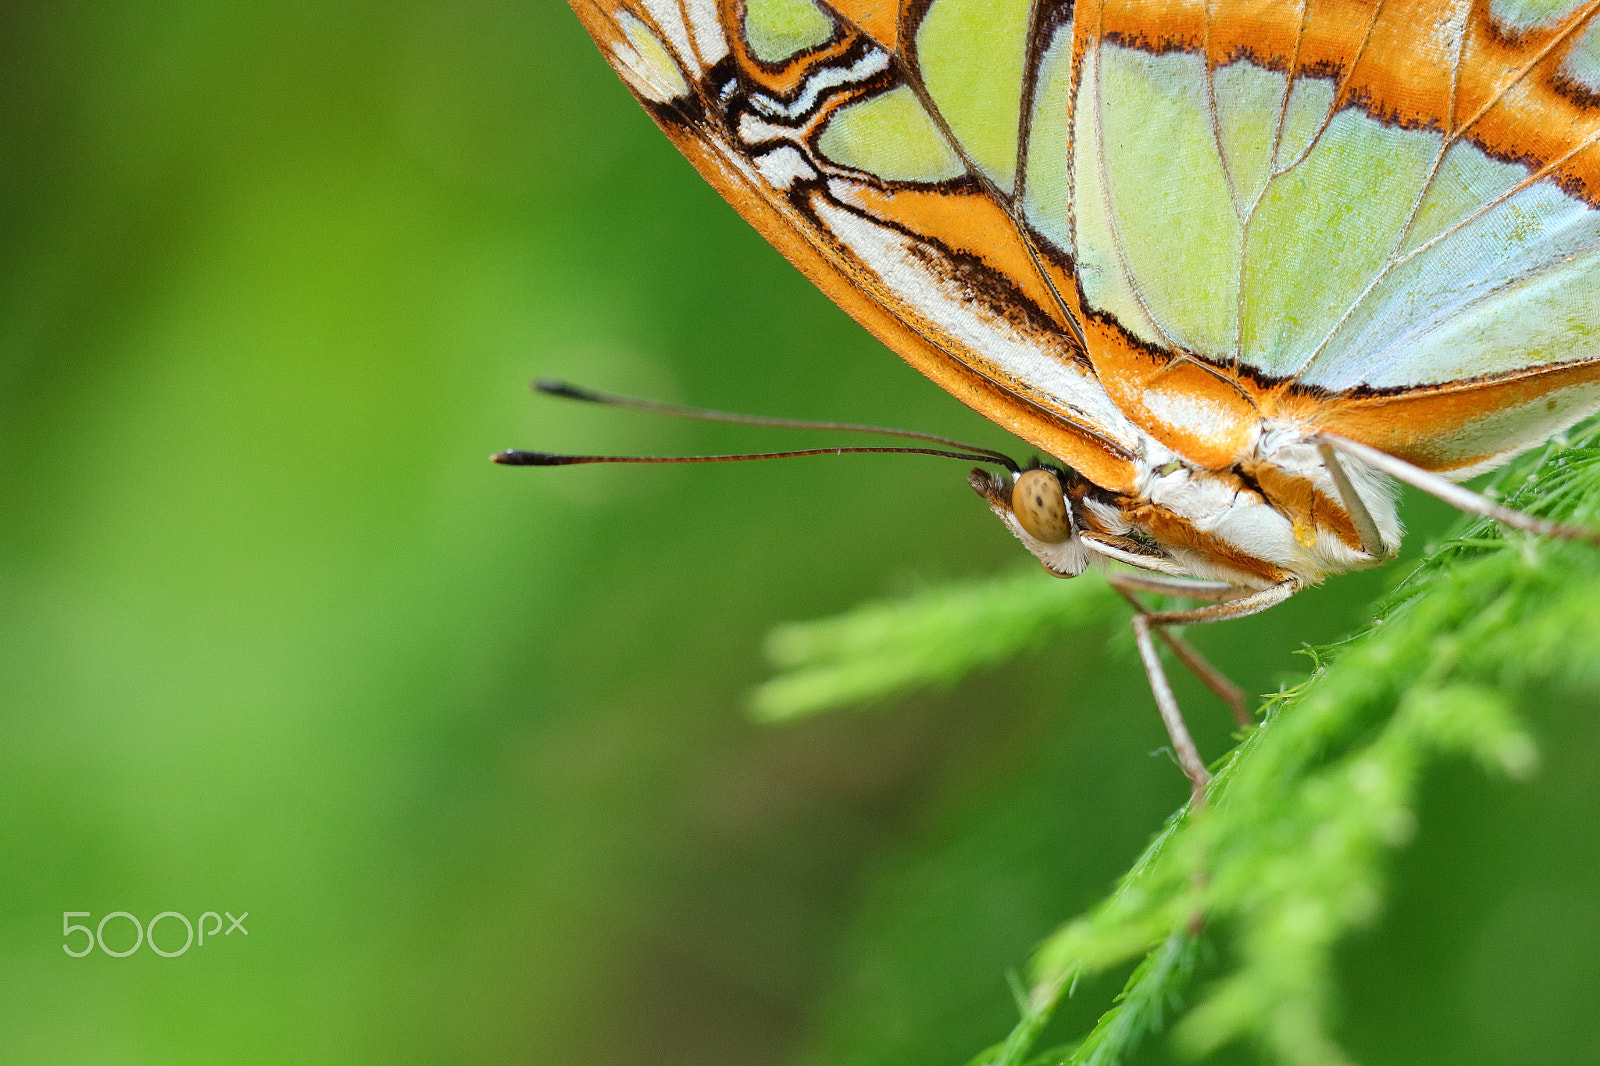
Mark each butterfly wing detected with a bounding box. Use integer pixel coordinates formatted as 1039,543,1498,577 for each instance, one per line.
569,0,1600,484
1060,0,1600,474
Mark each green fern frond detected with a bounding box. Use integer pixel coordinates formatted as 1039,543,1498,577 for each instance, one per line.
760,421,1600,1064
751,568,1121,722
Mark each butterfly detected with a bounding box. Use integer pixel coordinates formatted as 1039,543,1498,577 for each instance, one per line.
520,0,1600,796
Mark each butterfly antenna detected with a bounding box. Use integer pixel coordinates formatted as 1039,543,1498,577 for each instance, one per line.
531,379,1019,472
492,446,1017,470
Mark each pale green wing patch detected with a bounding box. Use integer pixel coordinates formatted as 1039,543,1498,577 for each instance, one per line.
743,0,835,63
1397,141,1526,254
1063,39,1600,396
1070,45,1166,347
1393,239,1600,383
914,0,1035,193
1021,17,1077,257
815,85,966,184
1212,61,1288,208
1240,111,1440,377
1489,0,1592,34
1095,45,1241,357
1274,77,1337,170
1307,174,1600,388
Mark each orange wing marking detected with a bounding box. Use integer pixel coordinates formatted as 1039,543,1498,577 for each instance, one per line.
1318,359,1600,471
1456,2,1600,203
819,0,902,52
1453,1,1600,138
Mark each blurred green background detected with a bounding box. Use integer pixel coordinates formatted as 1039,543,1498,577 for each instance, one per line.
3,3,1599,1063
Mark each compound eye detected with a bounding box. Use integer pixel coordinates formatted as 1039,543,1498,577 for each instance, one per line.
1011,468,1072,543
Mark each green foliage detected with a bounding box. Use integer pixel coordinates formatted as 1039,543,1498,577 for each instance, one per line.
760,422,1600,1065
753,569,1121,721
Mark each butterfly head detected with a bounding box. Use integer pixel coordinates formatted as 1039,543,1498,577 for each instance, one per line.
1010,468,1074,545
970,462,1096,579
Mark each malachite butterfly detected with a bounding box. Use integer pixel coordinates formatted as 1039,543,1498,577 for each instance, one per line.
523,0,1600,791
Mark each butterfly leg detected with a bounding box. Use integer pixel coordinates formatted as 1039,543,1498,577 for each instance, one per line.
1107,576,1301,803
1316,442,1389,558
1127,609,1211,803
1106,572,1259,725
1319,432,1600,544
